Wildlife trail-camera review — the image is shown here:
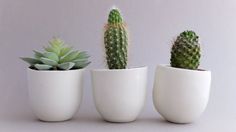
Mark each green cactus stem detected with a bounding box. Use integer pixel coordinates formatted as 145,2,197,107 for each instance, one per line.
170,30,201,70
104,8,128,69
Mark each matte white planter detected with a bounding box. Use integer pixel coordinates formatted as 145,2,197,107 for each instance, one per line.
153,65,211,124
27,68,84,122
92,67,147,123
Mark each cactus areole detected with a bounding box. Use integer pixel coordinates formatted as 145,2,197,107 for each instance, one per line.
170,31,201,70
104,8,128,69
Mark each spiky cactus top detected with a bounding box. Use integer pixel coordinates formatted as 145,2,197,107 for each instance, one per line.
104,8,128,69
170,31,201,70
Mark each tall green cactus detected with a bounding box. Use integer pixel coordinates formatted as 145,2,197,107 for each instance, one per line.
104,8,128,69
170,30,201,70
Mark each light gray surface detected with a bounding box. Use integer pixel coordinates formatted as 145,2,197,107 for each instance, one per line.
0,0,236,131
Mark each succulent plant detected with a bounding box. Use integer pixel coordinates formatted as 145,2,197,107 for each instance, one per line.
104,8,128,69
170,30,201,70
21,38,90,70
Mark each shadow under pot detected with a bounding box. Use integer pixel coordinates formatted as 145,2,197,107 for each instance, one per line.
27,68,84,122
153,65,211,124
91,67,147,123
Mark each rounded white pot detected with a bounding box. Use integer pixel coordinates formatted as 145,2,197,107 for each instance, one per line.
27,68,84,122
91,67,147,123
153,65,211,124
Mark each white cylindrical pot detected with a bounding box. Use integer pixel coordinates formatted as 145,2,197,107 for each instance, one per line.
153,65,211,124
27,68,84,122
92,67,147,123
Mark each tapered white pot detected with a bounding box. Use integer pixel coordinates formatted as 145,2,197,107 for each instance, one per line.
92,67,147,123
27,68,84,122
153,65,211,124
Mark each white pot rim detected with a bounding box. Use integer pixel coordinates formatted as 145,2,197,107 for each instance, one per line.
92,66,148,72
27,67,85,73
157,64,211,73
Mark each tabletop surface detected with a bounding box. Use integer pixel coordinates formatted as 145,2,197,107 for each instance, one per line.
1,109,235,132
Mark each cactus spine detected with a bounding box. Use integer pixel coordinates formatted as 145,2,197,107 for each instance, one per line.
104,8,128,69
170,30,201,70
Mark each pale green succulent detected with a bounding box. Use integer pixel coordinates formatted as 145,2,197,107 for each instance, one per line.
21,38,90,70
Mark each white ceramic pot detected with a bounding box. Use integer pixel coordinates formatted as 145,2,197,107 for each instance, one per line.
91,67,147,123
153,65,211,124
27,68,84,122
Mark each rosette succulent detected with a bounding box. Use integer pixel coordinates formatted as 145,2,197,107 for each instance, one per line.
170,30,201,70
21,38,90,70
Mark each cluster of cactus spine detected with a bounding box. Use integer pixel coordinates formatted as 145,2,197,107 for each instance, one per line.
170,30,201,70
104,8,128,69
21,38,90,70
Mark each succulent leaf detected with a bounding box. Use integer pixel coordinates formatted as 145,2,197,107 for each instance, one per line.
40,57,58,66
21,57,41,65
76,51,90,59
34,64,52,70
49,38,64,48
60,51,80,63
44,38,64,55
44,46,60,56
33,50,44,59
60,47,72,57
73,58,89,63
75,61,91,68
43,52,59,62
58,62,75,70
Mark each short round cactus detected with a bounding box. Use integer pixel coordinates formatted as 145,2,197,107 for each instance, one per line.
21,38,90,70
104,8,128,69
170,30,201,70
